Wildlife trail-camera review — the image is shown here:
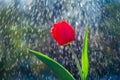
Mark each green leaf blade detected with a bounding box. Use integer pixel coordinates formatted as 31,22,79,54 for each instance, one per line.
81,25,89,80
29,49,75,80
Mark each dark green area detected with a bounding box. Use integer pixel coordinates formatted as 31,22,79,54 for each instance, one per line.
0,6,50,80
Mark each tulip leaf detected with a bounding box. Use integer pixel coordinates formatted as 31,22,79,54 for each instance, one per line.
29,49,75,80
81,25,89,80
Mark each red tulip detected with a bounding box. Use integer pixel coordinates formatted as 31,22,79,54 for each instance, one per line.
51,20,75,46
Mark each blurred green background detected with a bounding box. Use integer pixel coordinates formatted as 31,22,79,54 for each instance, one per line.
0,0,120,80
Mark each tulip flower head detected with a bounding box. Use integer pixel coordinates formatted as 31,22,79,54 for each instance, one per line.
51,20,75,46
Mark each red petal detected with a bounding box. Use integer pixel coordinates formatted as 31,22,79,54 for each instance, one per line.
51,20,75,46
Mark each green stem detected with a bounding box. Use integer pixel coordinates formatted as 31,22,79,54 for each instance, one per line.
69,45,83,80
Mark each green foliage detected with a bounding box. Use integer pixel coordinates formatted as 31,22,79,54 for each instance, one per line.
0,7,50,79
81,25,89,80
0,7,24,25
29,49,75,80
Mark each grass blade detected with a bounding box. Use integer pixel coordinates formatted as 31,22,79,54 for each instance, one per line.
29,49,75,80
81,25,89,80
